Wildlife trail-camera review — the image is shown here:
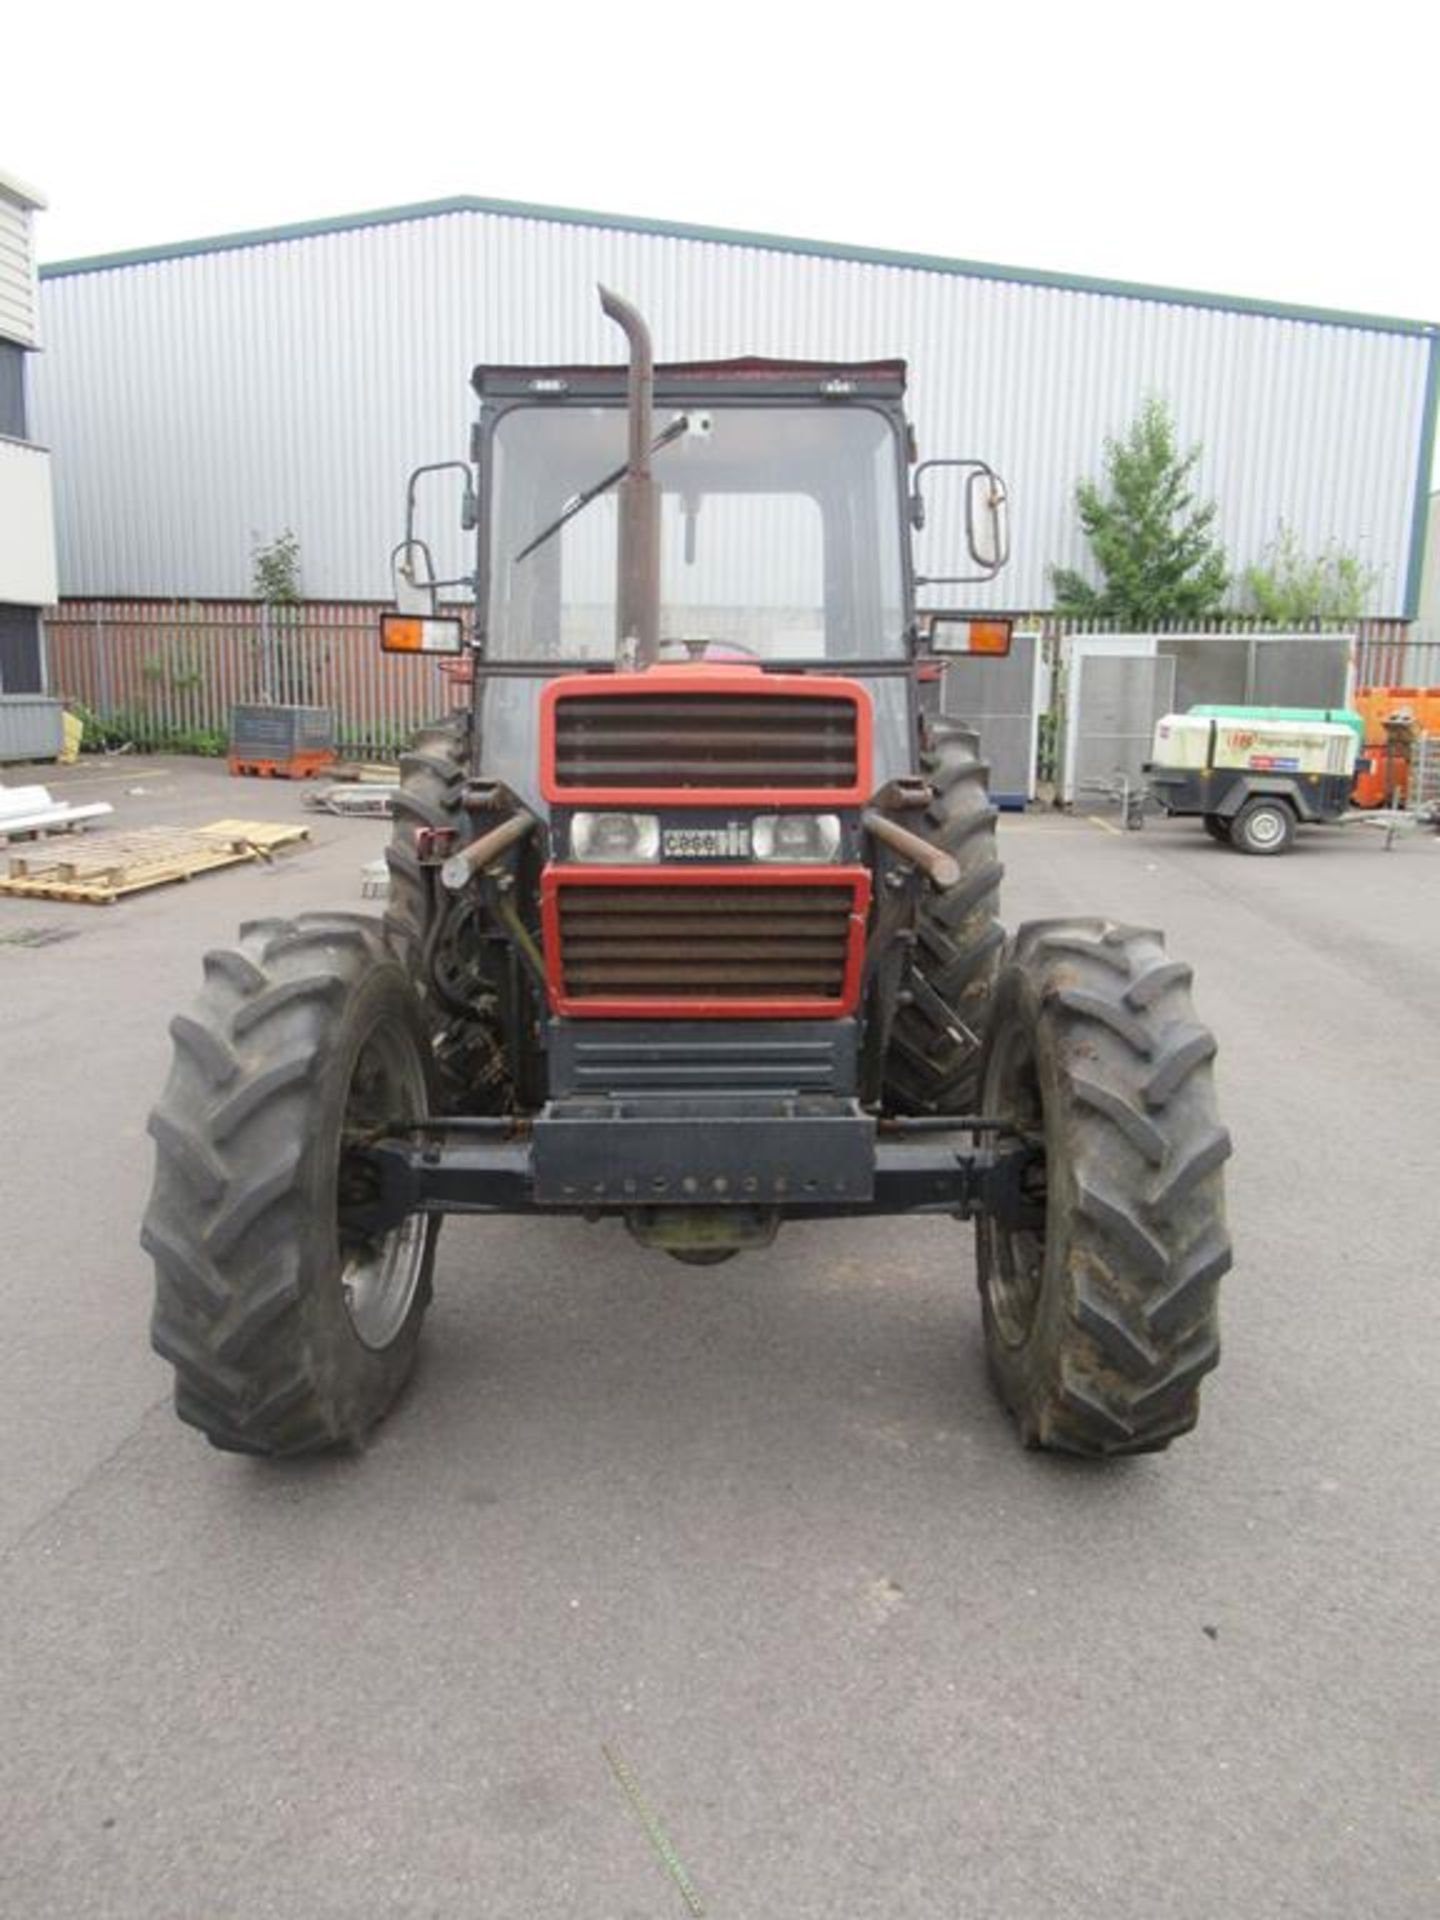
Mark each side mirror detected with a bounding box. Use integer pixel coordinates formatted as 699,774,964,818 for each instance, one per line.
397,460,479,596
912,458,1011,585
391,540,438,616
966,469,1010,573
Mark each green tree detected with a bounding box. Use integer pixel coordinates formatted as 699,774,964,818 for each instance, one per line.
1244,522,1374,623
251,529,306,703
251,528,302,605
1050,397,1229,627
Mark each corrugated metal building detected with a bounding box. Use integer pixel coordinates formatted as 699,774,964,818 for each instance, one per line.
1418,492,1440,642
32,195,1440,615
1,165,58,696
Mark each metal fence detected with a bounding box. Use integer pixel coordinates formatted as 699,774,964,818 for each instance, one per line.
44,601,460,756
1034,615,1425,690
39,600,1438,765
1355,633,1440,689
1413,734,1440,819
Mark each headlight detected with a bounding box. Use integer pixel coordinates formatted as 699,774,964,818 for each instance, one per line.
751,813,842,862
570,811,661,862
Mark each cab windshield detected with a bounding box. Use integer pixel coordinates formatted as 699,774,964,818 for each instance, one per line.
485,403,907,663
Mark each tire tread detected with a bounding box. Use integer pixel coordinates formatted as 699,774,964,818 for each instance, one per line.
978,917,1232,1455
143,913,435,1456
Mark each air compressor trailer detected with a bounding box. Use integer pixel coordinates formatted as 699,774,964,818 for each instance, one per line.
1146,707,1362,853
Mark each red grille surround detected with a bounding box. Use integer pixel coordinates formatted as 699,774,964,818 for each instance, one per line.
541,866,872,1019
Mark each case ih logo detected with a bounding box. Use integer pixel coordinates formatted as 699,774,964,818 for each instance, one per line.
1231,731,1256,749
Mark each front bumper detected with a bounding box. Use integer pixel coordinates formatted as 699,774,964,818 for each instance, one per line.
344,1095,1041,1234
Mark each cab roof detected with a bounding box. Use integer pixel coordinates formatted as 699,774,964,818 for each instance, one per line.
471,357,908,403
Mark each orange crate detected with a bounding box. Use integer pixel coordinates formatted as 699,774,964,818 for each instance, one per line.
228,749,336,780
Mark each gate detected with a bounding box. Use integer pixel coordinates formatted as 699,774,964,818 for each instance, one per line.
941,630,1045,807
1063,643,1176,805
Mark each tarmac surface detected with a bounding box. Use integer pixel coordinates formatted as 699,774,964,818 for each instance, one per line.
1,756,1437,1919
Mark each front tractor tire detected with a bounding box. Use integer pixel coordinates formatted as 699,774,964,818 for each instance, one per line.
383,713,506,1112
883,722,1005,1114
143,914,439,1456
383,713,470,995
976,919,1232,1456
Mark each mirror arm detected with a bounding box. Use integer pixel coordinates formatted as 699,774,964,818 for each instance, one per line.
404,461,477,544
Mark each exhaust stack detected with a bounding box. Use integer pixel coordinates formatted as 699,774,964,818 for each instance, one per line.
599,285,661,670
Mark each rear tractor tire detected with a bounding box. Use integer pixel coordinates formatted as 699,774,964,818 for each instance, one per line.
883,722,1006,1114
142,914,439,1456
975,919,1232,1456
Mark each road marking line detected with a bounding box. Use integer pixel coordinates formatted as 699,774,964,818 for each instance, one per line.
603,1743,706,1916
1086,814,1123,836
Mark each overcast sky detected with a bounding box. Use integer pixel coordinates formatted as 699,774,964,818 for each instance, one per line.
9,0,1438,334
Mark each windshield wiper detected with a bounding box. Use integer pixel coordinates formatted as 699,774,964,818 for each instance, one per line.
513,414,693,564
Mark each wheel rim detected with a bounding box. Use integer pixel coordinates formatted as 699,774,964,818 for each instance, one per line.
337,1020,429,1350
979,1017,1049,1349
1245,807,1286,849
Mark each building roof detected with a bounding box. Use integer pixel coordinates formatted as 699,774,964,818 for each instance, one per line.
0,168,47,212
39,192,1440,340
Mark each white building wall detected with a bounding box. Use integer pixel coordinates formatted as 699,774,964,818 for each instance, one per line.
32,202,1439,612
0,440,57,604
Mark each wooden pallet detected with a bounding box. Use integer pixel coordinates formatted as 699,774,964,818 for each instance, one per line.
0,820,309,905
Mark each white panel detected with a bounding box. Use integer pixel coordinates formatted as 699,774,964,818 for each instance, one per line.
0,195,39,346
32,208,1436,614
0,440,58,603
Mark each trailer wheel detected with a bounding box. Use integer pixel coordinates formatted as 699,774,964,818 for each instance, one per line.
883,721,1005,1113
143,915,438,1456
975,919,1231,1456
1230,796,1295,855
1202,815,1232,844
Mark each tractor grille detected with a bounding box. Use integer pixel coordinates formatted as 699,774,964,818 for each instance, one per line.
552,880,863,1007
551,692,860,791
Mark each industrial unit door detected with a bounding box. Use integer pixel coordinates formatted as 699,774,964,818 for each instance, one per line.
1248,635,1352,708
0,605,43,694
1156,632,1353,711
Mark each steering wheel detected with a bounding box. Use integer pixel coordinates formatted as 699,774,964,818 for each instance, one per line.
659,636,761,662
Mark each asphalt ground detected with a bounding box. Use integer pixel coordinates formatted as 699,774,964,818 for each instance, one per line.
1,758,1437,1919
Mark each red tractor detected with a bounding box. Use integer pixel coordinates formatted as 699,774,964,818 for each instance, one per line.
144,291,1231,1458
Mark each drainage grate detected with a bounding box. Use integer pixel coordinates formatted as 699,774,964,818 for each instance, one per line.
0,924,82,948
